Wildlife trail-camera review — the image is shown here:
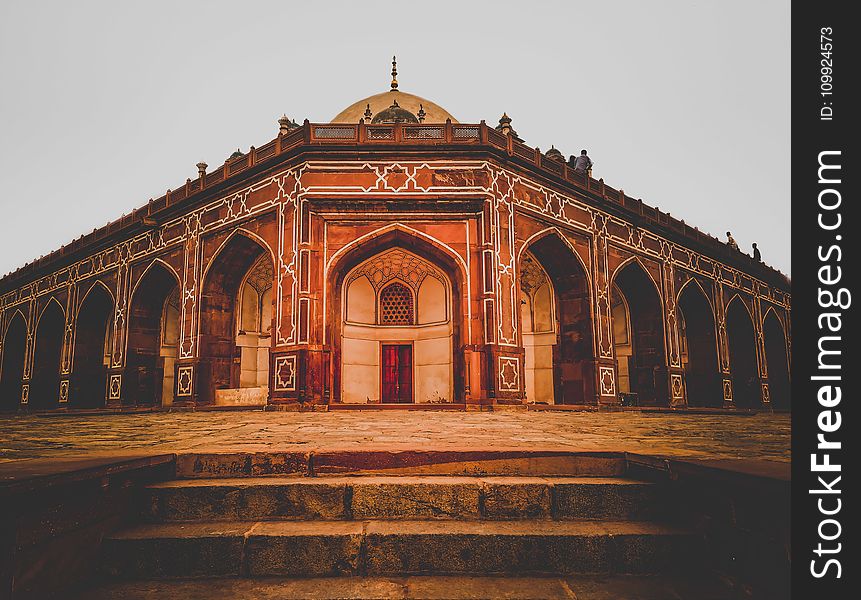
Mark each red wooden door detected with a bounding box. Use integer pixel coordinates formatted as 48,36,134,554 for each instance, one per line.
381,344,413,403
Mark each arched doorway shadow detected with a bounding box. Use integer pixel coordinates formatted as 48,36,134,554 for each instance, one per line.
612,260,668,406
763,310,790,410
521,234,594,405
199,233,273,405
726,297,760,408
71,283,113,408
678,282,722,407
1,312,27,411
126,262,181,406
31,300,65,410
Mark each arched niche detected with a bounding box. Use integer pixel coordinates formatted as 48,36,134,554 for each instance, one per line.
199,233,273,405
71,283,113,408
236,254,273,392
1,312,27,411
611,260,668,406
520,234,594,404
726,296,760,408
677,281,722,407
763,310,791,410
519,251,556,404
341,247,452,404
32,299,66,410
126,261,180,406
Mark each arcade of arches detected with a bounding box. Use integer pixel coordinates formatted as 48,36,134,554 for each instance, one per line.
0,227,791,412
0,81,790,413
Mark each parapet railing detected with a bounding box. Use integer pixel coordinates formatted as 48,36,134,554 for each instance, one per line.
1,121,788,291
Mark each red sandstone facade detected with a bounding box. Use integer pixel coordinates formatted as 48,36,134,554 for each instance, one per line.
0,85,791,413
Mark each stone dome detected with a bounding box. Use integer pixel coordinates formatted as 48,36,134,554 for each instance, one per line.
331,57,458,124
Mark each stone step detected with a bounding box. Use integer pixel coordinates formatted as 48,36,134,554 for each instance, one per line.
75,574,739,600
143,475,662,522
101,519,698,579
174,450,627,478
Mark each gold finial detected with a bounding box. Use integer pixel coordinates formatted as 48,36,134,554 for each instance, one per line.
390,55,399,91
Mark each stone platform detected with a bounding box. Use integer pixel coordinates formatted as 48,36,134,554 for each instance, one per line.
0,410,791,464
75,574,744,599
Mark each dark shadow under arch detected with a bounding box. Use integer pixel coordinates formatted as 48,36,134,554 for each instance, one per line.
126,262,180,406
524,234,595,404
1,312,27,411
71,284,113,408
612,261,668,406
726,298,760,408
199,233,271,404
678,282,722,407
31,301,65,410
763,311,791,410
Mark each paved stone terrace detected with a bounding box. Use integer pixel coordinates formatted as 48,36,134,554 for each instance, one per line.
0,410,790,464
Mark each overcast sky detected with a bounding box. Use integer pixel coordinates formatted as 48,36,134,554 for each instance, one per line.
0,1,790,278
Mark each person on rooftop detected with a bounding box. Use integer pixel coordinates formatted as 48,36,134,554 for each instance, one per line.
726,231,739,250
752,242,762,261
571,149,593,174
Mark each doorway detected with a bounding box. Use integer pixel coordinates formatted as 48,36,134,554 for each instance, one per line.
381,344,412,403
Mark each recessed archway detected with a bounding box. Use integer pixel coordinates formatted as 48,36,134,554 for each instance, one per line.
328,228,465,405
611,260,668,406
1,311,27,411
763,310,791,410
71,283,113,408
522,234,594,405
678,281,722,407
126,262,181,406
341,248,453,404
726,297,760,408
199,232,273,405
31,300,65,410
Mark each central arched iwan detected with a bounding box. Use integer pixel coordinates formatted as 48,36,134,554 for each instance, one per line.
328,230,464,405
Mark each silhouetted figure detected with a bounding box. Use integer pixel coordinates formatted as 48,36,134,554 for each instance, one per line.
726,231,739,250
752,243,761,261
571,149,593,174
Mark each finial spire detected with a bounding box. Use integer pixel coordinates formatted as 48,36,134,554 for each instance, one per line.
390,55,399,91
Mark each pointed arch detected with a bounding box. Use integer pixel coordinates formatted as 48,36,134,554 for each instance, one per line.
725,293,756,323
328,226,465,405
71,280,114,408
725,294,759,408
326,223,468,279
2,308,28,342
521,231,595,404
676,277,715,314
611,256,664,307
1,310,28,411
30,299,65,410
37,296,66,330
763,308,791,410
762,305,787,338
126,259,182,407
129,258,181,307
517,227,592,291
677,278,722,407
198,229,274,405
77,279,115,319
611,258,668,406
201,227,277,286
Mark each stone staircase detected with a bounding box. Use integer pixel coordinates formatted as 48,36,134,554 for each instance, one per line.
81,452,740,598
